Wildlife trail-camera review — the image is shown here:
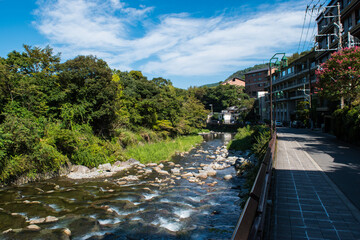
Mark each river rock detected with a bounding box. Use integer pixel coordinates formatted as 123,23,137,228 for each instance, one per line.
29,218,45,224
144,169,153,174
63,228,71,236
194,172,208,179
216,156,226,161
175,164,181,167
146,163,158,167
127,158,141,165
168,162,175,167
224,175,233,180
188,177,198,183
158,163,164,168
207,181,218,187
121,175,139,181
203,169,216,177
170,168,181,175
211,163,229,170
137,170,145,174
158,170,170,175
98,163,112,172
137,163,146,168
45,216,58,223
71,165,90,174
2,229,12,234
117,181,127,185
181,172,193,178
26,225,41,231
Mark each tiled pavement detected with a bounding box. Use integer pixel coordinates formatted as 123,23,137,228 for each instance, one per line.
271,131,360,240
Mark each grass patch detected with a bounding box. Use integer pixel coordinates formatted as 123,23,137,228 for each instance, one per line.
125,135,202,164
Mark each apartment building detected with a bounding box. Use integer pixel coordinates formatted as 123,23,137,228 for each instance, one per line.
244,68,268,98
265,52,317,123
316,0,360,62
262,0,360,126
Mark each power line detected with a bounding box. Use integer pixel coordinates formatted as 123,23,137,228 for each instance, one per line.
297,5,309,53
306,7,322,50
301,6,315,52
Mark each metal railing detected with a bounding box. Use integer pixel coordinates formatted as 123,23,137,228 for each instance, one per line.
231,131,277,240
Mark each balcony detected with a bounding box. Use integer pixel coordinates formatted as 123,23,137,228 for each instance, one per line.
272,64,317,86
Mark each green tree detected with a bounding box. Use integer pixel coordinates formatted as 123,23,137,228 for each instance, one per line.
0,45,60,118
58,55,117,135
316,47,360,107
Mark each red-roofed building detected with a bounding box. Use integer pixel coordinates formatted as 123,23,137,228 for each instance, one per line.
221,78,245,87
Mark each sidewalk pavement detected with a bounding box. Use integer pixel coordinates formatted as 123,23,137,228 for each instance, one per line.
271,129,360,240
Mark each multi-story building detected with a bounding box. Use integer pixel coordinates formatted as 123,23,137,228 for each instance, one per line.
316,0,360,62
244,68,269,98
263,0,360,127
265,52,317,123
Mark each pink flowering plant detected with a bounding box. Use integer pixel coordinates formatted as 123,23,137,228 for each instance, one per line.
315,47,360,107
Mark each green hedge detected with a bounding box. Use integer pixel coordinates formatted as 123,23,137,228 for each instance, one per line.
332,107,360,144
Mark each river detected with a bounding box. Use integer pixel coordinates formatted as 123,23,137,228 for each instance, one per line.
0,133,245,240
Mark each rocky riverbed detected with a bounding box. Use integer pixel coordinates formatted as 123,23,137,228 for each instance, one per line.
0,133,256,240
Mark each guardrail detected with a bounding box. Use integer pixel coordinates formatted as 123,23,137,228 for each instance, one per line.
231,130,277,240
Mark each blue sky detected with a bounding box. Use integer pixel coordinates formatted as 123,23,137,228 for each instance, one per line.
0,0,318,88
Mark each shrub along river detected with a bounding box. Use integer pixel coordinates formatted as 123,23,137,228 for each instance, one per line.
0,133,247,240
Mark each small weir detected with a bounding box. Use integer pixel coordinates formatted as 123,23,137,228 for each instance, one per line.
0,133,246,240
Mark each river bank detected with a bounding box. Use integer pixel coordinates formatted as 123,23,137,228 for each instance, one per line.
1,134,204,187
0,132,256,239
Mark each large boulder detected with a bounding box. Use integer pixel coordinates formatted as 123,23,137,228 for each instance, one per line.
70,165,90,174
98,163,112,172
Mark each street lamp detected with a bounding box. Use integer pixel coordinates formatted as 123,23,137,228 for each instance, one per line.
269,53,288,134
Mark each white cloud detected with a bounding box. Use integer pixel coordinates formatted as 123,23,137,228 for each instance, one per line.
34,0,312,82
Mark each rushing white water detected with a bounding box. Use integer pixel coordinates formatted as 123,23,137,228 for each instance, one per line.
143,192,159,200
0,133,244,240
152,217,183,232
173,208,195,219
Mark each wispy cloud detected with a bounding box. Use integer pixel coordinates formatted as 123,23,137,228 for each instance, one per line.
34,0,311,81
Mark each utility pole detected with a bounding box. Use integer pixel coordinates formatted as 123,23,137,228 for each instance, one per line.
336,2,345,109
316,2,345,109
337,2,343,50
315,2,343,52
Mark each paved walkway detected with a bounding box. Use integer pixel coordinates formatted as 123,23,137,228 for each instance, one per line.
271,128,360,240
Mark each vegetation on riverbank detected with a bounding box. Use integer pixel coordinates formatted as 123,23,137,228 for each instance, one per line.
228,125,270,196
0,46,208,183
125,135,203,164
0,45,253,184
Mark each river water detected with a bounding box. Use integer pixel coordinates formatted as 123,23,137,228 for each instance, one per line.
0,133,244,240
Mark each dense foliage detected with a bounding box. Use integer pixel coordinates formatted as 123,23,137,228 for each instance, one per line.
315,47,360,143
227,125,271,206
331,106,360,144
188,84,254,113
227,125,270,157
316,47,360,107
0,45,215,183
126,135,202,164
